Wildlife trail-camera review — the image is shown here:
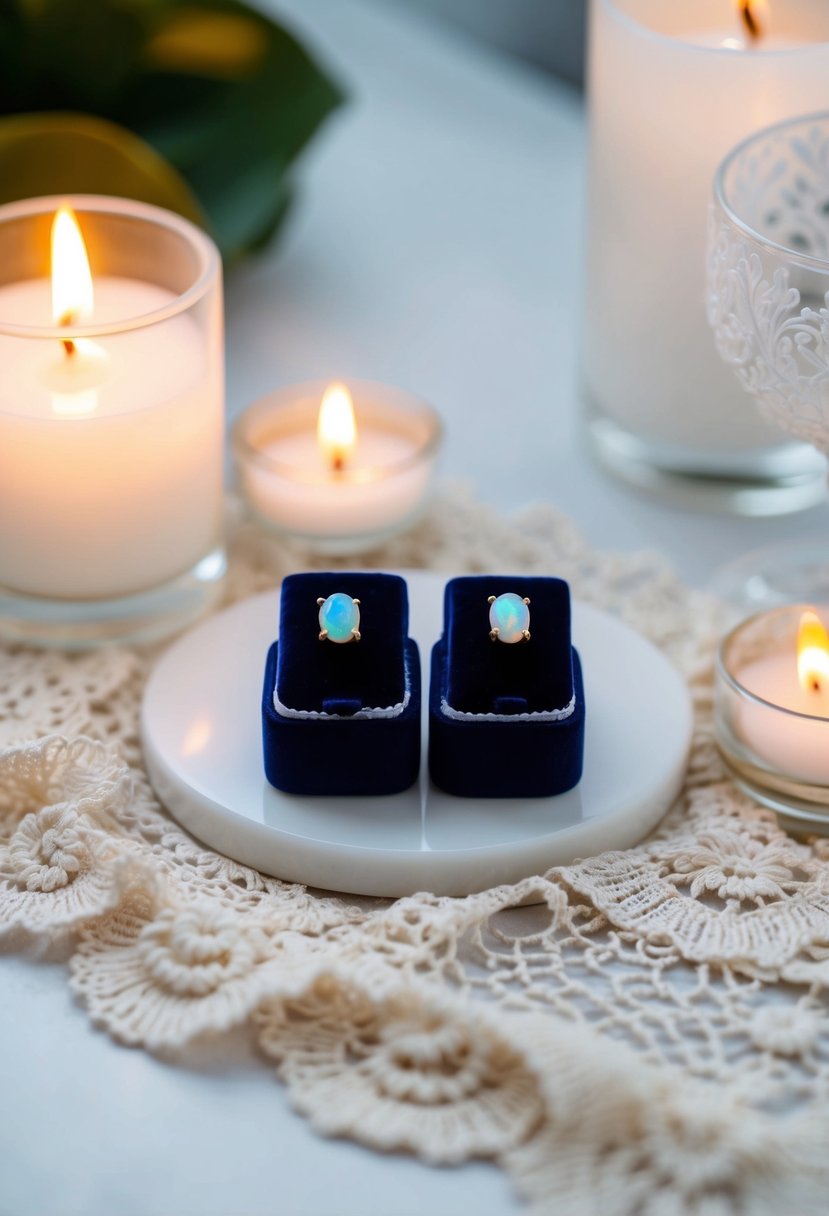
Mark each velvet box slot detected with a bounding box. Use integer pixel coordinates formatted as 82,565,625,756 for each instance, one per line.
428,575,585,798
262,572,421,795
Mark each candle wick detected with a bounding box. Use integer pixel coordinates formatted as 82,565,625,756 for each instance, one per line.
812,677,821,693
332,453,345,473
739,1,761,42
59,309,77,358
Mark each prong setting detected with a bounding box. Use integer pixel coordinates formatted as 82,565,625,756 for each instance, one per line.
318,593,362,643
488,592,531,645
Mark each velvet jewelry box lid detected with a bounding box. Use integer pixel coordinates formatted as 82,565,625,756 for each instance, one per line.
262,572,421,796
428,575,585,798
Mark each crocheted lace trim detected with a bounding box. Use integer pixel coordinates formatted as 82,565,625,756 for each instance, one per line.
3,487,829,1216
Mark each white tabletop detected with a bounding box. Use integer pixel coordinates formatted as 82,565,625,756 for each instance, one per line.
4,1,826,1213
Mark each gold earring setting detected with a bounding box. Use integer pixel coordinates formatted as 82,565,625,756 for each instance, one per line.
318,594,361,643
488,593,530,644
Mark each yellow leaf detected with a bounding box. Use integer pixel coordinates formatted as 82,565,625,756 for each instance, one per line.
0,112,206,227
145,9,267,79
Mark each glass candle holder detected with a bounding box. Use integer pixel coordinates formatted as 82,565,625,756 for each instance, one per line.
706,112,829,610
716,605,829,832
232,379,443,554
584,0,829,514
709,112,829,456
0,195,225,648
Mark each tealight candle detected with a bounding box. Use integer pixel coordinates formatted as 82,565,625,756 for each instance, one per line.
232,380,443,553
0,195,224,647
716,605,829,829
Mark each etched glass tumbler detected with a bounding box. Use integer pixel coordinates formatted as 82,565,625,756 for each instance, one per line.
708,113,829,606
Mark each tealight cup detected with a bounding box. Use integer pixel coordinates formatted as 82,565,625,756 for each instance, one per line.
715,605,829,832
232,379,443,553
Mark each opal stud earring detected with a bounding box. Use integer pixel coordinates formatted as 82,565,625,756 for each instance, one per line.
488,593,531,644
318,593,361,643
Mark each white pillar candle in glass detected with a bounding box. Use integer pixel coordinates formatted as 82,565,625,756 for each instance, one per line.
0,195,225,647
584,0,829,510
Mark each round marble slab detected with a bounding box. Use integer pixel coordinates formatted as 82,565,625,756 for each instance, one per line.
141,571,693,898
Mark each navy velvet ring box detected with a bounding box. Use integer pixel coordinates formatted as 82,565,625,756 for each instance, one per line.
262,572,585,798
262,573,421,796
429,576,585,798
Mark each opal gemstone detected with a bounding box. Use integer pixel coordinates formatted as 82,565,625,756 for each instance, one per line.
489,592,530,644
319,593,360,643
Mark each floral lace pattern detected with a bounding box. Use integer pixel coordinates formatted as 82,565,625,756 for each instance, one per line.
256,984,545,1165
706,118,829,455
706,222,829,453
2,488,829,1214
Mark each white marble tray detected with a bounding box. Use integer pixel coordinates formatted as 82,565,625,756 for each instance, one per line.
141,571,692,898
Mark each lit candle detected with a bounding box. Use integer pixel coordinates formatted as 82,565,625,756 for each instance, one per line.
684,0,804,48
0,196,223,604
584,0,829,483
737,610,829,785
233,380,442,552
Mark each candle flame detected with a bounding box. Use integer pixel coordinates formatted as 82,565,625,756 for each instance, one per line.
736,0,765,42
51,207,94,355
317,382,357,471
797,610,829,695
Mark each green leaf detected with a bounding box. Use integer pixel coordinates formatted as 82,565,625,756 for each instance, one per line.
0,0,345,261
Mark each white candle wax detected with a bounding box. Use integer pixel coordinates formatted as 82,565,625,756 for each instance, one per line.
585,0,829,458
245,426,428,537
0,276,223,600
737,655,829,784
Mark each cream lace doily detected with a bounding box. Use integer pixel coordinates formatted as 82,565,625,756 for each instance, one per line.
3,489,829,1215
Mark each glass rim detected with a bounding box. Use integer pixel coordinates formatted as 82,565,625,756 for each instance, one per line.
714,110,829,272
0,193,220,339
717,604,829,724
598,0,829,57
232,379,444,485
